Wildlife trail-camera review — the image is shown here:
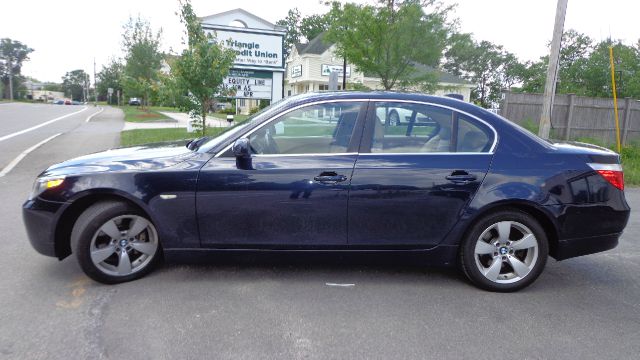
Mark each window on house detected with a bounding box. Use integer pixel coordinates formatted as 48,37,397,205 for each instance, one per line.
319,85,329,91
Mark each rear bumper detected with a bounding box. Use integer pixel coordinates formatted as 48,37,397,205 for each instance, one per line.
553,232,621,260
22,198,65,258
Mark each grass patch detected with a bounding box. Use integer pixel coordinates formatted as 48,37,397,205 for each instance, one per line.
118,106,171,123
149,105,180,113
620,146,640,186
120,127,227,147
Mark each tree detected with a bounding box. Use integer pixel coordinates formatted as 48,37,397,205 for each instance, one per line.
173,0,236,136
443,33,518,107
300,13,331,41
0,38,33,100
62,69,90,101
277,9,331,57
276,8,301,59
97,58,124,104
326,0,452,90
121,16,163,107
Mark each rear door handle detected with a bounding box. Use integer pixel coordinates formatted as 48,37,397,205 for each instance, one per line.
446,171,477,183
314,172,348,184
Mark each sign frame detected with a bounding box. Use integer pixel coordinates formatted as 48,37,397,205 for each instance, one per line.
203,25,285,71
321,64,351,78
222,69,274,100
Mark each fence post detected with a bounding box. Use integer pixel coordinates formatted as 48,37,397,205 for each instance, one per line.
500,90,510,117
621,97,632,146
565,94,575,140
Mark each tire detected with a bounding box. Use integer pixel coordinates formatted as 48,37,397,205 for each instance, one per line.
459,209,548,292
388,110,400,126
71,201,161,284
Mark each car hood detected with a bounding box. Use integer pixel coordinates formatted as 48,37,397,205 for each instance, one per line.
41,141,199,177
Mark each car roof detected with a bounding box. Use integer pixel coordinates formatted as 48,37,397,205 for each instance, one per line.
285,91,481,115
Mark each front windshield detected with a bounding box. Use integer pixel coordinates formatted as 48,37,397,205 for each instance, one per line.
197,96,292,153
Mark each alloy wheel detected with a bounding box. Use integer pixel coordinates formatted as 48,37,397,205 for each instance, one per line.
473,221,539,284
89,215,158,277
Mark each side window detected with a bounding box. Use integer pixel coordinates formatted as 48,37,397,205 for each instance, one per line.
249,102,363,155
372,102,453,153
371,102,494,153
456,115,493,153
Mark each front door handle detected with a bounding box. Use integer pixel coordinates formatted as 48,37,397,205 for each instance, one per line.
446,170,477,183
314,172,348,184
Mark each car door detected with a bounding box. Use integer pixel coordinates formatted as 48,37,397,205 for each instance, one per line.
196,100,367,248
348,101,495,247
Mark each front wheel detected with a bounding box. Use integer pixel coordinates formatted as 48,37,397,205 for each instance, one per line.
459,210,548,292
71,201,161,284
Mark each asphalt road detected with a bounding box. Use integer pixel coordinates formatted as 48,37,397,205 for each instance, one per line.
0,102,638,359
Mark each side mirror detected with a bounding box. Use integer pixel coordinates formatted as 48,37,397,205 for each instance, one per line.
232,138,251,159
232,138,253,170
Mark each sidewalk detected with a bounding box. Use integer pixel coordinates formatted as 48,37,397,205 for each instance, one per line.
122,111,234,130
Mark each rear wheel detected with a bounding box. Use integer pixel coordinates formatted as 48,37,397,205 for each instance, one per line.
388,110,401,126
71,201,161,284
459,210,548,292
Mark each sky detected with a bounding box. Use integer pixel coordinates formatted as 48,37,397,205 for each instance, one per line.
1,0,639,83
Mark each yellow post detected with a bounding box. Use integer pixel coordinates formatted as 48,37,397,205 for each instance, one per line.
609,46,622,153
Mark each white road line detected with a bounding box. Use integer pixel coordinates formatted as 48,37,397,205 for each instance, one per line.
325,283,356,287
86,106,104,122
0,106,87,143
0,133,62,177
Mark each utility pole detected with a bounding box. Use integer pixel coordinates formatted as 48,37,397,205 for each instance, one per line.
7,57,13,100
93,58,97,106
342,56,347,90
539,0,568,139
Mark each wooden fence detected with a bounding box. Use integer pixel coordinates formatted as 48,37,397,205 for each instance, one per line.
500,91,640,146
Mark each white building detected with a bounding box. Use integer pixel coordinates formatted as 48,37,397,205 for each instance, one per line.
285,33,474,101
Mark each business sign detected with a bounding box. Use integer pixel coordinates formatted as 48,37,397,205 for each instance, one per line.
291,65,302,78
205,27,284,69
321,64,351,78
223,69,272,99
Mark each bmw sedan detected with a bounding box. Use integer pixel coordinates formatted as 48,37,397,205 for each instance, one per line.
23,92,630,291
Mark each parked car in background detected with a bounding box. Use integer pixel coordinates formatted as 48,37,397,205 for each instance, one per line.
64,99,72,105
53,99,64,105
22,92,630,292
128,98,141,106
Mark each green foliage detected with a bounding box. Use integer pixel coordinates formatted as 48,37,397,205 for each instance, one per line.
120,127,227,147
118,106,170,123
276,9,301,59
300,14,331,42
520,118,539,134
121,16,163,107
444,33,520,107
62,69,89,101
43,83,63,92
97,58,124,104
326,0,452,91
347,82,372,91
620,145,640,185
276,9,331,57
0,38,34,99
173,0,236,136
516,31,640,100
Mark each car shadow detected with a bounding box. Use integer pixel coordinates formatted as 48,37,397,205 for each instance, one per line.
151,251,465,285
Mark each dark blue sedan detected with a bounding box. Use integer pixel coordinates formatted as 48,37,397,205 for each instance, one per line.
23,92,630,291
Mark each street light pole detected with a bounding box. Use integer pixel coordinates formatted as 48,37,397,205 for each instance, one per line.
538,0,568,139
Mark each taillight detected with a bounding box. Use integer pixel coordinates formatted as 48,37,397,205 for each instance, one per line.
588,163,624,190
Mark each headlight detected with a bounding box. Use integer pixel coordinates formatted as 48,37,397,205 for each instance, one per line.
28,176,66,200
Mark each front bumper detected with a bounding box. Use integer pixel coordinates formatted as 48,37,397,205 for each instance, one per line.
22,198,65,258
